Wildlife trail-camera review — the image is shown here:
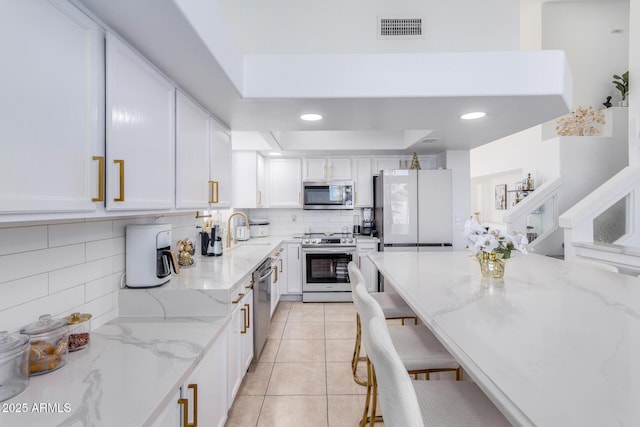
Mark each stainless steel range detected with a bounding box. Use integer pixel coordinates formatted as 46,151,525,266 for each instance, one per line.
302,232,356,302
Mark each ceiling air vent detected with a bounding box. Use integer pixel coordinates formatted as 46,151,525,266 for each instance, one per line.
378,17,424,39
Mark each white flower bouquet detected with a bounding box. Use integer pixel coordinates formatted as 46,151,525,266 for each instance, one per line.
463,218,528,260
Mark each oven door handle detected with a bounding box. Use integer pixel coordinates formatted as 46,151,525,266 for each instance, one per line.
303,247,356,254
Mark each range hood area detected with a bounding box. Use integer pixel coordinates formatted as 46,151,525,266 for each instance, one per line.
73,0,572,155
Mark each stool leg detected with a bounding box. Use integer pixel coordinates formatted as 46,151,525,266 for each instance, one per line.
352,314,367,386
359,358,373,427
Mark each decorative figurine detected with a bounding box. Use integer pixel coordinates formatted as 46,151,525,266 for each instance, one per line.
409,152,421,170
603,96,612,108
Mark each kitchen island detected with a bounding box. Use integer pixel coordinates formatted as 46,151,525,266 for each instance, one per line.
368,251,640,427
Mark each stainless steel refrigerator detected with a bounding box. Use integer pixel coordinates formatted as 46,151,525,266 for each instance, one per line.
373,169,453,255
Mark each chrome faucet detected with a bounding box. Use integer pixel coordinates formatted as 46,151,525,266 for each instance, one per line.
226,211,250,248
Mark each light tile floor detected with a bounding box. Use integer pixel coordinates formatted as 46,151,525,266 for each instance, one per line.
225,301,380,427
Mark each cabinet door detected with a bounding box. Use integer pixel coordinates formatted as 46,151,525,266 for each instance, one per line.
357,243,378,292
149,389,181,427
0,0,102,214
304,158,327,180
180,327,228,427
210,119,232,208
374,158,404,173
269,159,302,208
232,151,257,209
241,289,254,373
286,243,302,294
328,158,352,179
105,33,175,210
353,157,373,207
256,154,265,207
176,91,211,209
227,292,244,403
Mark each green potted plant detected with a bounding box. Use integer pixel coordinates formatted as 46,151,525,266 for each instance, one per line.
613,71,629,106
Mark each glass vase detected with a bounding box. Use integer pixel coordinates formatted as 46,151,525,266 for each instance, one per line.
478,252,505,279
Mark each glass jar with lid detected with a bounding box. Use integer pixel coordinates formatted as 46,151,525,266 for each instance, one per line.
0,331,29,401
63,312,92,352
20,314,68,375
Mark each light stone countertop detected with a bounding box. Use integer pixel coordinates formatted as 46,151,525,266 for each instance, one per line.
369,251,640,427
2,235,302,425
2,316,229,427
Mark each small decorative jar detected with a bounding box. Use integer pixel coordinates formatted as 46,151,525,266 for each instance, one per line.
0,331,30,401
20,314,68,376
478,252,506,279
63,312,92,352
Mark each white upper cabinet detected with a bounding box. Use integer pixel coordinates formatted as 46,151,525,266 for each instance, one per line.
105,33,175,211
176,91,211,209
0,0,103,214
210,119,232,208
352,157,373,207
269,158,302,208
232,151,265,209
303,158,351,180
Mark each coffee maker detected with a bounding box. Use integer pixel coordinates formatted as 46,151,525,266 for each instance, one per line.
362,208,374,236
126,224,180,288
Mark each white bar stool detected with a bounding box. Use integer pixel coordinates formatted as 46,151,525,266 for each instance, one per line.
366,315,511,427
353,283,461,427
348,261,418,386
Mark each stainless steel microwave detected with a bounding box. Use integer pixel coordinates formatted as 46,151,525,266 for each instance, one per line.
303,181,354,210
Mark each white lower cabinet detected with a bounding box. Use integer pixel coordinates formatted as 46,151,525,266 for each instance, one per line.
357,242,378,292
285,243,302,294
150,326,228,427
270,246,285,315
228,288,254,404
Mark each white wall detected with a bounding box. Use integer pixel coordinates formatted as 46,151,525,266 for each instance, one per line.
0,213,198,333
629,0,640,166
471,1,629,229
542,1,629,109
218,0,519,54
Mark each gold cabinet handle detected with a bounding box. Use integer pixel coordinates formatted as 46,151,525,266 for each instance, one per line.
213,181,219,203
232,293,245,304
244,303,251,328
241,307,247,334
278,258,283,273
323,165,327,178
257,190,262,205
273,266,278,283
92,156,105,202
178,383,198,427
298,192,301,205
208,180,216,204
330,164,333,178
113,159,125,202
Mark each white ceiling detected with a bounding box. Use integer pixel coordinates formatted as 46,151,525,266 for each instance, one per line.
74,0,573,156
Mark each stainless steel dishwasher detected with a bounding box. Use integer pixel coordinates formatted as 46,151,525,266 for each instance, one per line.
252,258,272,361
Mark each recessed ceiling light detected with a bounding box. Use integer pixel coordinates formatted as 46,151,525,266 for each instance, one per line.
460,111,486,120
268,152,282,156
300,113,323,121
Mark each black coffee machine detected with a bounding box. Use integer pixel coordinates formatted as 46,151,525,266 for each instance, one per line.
361,208,374,236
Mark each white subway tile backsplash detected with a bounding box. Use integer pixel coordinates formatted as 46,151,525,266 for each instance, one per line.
85,273,122,301
0,244,85,285
0,226,48,256
49,220,113,247
86,237,125,262
0,274,48,311
49,258,114,294
0,213,195,334
0,285,85,333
